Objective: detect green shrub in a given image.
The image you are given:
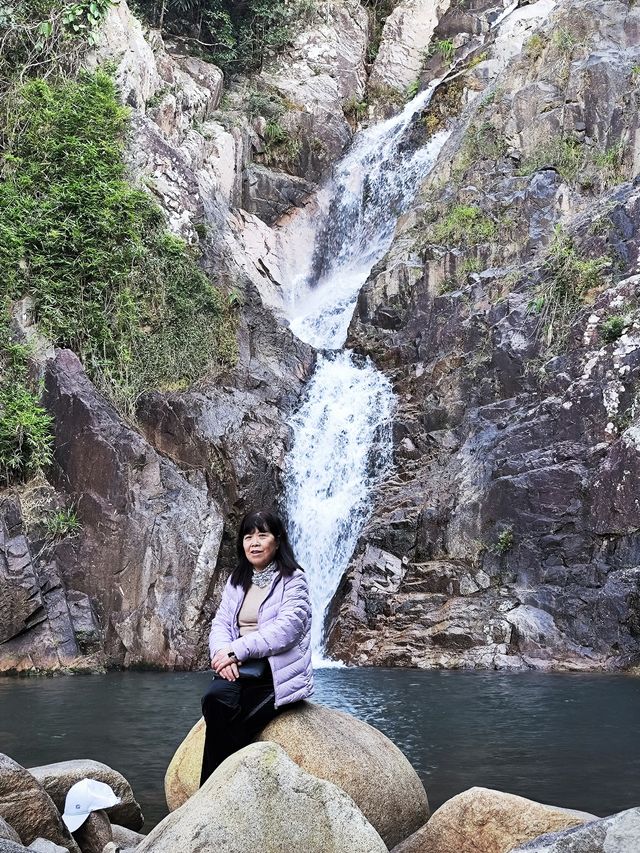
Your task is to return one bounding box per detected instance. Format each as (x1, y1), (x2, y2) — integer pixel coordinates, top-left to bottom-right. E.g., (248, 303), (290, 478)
(452, 121), (506, 179)
(134, 0), (316, 74)
(430, 205), (496, 247)
(552, 27), (576, 53)
(519, 138), (583, 183)
(519, 139), (626, 189)
(428, 38), (455, 65)
(263, 121), (301, 168)
(593, 144), (625, 186)
(494, 528), (514, 554)
(46, 506), (82, 538)
(600, 315), (627, 344)
(0, 308), (53, 485)
(523, 33), (545, 61)
(343, 95), (368, 122)
(532, 227), (610, 346)
(362, 0), (395, 64)
(0, 0), (115, 90)
(0, 72), (237, 413)
(405, 80), (420, 101)
(246, 87), (286, 119)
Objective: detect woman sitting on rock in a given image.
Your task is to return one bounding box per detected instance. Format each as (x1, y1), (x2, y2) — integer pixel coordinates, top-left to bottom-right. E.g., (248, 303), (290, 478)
(200, 508), (313, 785)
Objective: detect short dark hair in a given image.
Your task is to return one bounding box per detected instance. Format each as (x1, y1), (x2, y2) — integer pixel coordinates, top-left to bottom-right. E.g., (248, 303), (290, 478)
(230, 509), (303, 592)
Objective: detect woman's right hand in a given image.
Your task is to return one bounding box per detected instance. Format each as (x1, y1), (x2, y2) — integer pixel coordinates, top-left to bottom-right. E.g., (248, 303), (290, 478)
(214, 661), (239, 681)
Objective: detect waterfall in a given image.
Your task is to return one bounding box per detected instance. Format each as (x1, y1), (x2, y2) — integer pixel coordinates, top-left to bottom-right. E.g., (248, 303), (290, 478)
(280, 83), (451, 665)
(285, 352), (395, 654)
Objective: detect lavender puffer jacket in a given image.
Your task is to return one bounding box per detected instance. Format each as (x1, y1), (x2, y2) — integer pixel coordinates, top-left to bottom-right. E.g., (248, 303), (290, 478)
(208, 569), (313, 708)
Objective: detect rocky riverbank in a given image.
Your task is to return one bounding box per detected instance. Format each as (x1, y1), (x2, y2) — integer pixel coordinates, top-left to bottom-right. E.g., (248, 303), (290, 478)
(0, 702), (638, 852)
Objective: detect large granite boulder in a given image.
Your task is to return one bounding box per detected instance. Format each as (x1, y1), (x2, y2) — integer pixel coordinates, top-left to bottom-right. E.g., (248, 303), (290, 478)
(111, 825), (145, 848)
(163, 718), (205, 813)
(27, 841), (69, 853)
(0, 842), (29, 853)
(258, 702), (428, 848)
(391, 788), (593, 853)
(165, 702), (428, 848)
(0, 755), (79, 852)
(141, 742), (387, 853)
(28, 760), (143, 832)
(509, 806), (640, 852)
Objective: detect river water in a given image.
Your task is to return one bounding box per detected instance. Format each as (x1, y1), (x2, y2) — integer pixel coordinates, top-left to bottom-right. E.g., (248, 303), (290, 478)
(1, 668), (639, 831)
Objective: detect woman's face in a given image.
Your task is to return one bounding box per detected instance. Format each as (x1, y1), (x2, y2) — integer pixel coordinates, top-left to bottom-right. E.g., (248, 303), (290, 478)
(243, 527), (278, 570)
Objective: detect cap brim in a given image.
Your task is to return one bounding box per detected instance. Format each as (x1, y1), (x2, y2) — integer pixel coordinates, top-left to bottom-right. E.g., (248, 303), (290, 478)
(62, 812), (88, 833)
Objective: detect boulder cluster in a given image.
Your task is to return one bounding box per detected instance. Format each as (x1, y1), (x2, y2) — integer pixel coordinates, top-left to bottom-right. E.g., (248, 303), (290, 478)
(1, 703), (638, 853)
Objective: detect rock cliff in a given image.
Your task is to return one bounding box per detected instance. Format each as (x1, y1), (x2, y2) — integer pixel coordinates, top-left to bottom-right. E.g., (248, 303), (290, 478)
(1, 0), (320, 671)
(2, 0), (639, 674)
(326, 0), (640, 670)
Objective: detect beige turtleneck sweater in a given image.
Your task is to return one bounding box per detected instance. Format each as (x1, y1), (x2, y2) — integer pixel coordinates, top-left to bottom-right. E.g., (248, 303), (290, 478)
(238, 583), (271, 636)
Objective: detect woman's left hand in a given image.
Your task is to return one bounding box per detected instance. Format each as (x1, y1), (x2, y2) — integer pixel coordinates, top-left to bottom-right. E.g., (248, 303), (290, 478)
(212, 647), (237, 673)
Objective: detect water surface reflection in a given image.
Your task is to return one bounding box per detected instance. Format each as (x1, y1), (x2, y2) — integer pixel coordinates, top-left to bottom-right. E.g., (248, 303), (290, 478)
(0, 668), (638, 830)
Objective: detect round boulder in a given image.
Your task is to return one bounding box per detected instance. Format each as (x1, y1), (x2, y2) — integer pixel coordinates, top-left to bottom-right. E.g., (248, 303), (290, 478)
(391, 787), (592, 853)
(164, 718), (205, 813)
(26, 841), (69, 853)
(145, 742), (387, 853)
(0, 754), (79, 853)
(165, 701), (429, 849)
(111, 825), (145, 848)
(0, 841), (29, 852)
(509, 806), (639, 853)
(28, 761), (143, 831)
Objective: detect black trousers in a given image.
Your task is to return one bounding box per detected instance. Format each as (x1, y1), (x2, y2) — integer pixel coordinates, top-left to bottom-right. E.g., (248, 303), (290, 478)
(200, 668), (284, 786)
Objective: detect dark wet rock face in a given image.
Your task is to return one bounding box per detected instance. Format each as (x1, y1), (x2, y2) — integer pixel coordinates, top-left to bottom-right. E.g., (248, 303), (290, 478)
(326, 0), (640, 671)
(0, 497), (102, 673)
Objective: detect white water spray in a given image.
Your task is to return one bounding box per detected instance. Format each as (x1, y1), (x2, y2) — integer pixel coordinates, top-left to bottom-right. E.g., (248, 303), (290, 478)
(285, 353), (395, 656)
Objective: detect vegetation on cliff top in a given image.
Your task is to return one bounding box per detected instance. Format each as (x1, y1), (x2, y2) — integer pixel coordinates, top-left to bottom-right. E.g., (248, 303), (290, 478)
(0, 0), (113, 90)
(134, 0), (316, 74)
(0, 71), (237, 420)
(0, 2), (238, 486)
(0, 308), (54, 485)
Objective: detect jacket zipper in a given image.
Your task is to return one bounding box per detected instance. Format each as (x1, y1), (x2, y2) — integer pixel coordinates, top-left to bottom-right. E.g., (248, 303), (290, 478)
(256, 575), (286, 706)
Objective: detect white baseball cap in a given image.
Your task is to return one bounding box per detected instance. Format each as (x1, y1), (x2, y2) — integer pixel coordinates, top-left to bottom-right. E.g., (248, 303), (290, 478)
(62, 779), (121, 833)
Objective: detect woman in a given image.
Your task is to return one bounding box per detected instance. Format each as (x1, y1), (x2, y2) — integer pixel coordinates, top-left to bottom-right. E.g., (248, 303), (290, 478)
(200, 508), (313, 785)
